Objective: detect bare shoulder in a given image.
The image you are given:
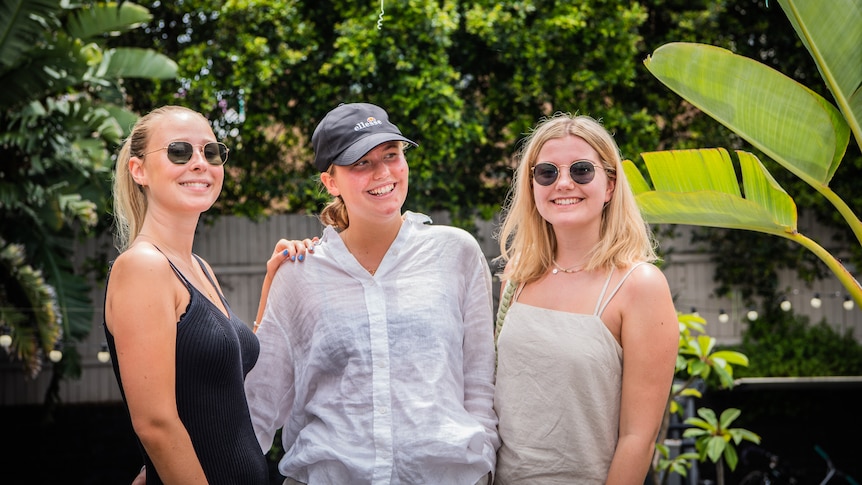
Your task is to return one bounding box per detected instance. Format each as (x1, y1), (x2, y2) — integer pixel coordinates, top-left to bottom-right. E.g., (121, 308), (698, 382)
(106, 243), (179, 330)
(622, 262), (672, 296)
(110, 243), (172, 281)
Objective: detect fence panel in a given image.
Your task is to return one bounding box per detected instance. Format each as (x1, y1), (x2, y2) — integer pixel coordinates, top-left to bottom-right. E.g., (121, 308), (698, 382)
(1, 213), (858, 406)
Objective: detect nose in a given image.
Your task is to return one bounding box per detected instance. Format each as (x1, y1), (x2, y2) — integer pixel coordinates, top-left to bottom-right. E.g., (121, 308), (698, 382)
(555, 165), (575, 188)
(371, 159), (391, 178)
(188, 147), (209, 170)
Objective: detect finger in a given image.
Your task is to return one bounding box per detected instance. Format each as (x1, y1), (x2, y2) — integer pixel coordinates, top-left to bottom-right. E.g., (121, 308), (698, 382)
(274, 239), (315, 262)
(303, 237), (319, 252)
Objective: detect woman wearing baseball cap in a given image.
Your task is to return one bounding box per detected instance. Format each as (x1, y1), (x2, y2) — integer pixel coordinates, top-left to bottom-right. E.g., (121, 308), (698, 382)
(246, 103), (499, 484)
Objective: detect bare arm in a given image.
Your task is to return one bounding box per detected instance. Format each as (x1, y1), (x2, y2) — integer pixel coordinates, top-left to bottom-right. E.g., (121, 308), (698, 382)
(106, 246), (208, 484)
(254, 237), (318, 332)
(605, 264), (679, 485)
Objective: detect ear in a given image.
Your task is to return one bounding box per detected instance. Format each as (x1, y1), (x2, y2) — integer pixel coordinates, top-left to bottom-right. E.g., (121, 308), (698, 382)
(129, 156), (147, 187)
(604, 177), (615, 204)
(320, 171), (340, 197)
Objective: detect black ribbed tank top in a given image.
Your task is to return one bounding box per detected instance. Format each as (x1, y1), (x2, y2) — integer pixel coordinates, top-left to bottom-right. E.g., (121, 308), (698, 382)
(104, 252), (268, 484)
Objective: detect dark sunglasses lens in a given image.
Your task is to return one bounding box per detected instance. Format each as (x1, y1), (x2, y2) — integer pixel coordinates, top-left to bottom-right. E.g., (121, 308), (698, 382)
(204, 142), (228, 165)
(166, 142), (194, 164)
(570, 161), (596, 184)
(533, 163), (559, 186)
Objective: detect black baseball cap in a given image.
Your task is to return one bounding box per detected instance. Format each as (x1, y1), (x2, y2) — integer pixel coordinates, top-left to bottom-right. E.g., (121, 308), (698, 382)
(311, 103), (418, 172)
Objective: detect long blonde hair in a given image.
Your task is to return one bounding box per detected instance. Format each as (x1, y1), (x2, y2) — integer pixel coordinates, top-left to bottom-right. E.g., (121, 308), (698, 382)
(111, 106), (210, 252)
(496, 113), (658, 283)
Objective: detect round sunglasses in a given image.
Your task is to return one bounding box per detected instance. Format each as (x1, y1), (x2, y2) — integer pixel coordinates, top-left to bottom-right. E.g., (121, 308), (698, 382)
(531, 160), (605, 186)
(140, 141), (229, 166)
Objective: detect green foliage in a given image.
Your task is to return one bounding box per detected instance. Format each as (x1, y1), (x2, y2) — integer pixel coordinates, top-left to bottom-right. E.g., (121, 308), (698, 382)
(735, 309), (862, 377)
(684, 407), (761, 474)
(654, 444), (700, 482)
(116, 0), (665, 225)
(0, 1), (175, 387)
(654, 312), (754, 485)
(689, 227), (825, 303)
(631, 0), (862, 308)
(0, 240), (60, 378)
(672, 313), (748, 409)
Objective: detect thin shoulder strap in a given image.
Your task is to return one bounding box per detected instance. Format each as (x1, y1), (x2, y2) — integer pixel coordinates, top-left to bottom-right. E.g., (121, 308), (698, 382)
(151, 244), (192, 288)
(595, 262), (648, 317)
(193, 254), (226, 302)
(495, 279), (516, 344)
(592, 268), (616, 315)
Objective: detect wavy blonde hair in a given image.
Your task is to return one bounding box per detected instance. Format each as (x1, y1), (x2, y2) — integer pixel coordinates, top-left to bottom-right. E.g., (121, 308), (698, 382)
(496, 113), (658, 283)
(111, 106), (210, 252)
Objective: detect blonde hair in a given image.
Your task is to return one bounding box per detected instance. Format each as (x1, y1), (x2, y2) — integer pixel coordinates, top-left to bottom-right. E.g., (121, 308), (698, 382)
(496, 113), (658, 283)
(112, 106), (210, 252)
(319, 190), (350, 231)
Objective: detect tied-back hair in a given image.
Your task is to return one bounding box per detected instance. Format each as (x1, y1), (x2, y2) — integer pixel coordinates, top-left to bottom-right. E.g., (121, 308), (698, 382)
(317, 141), (411, 231)
(496, 112), (658, 284)
(319, 191), (350, 231)
(112, 105), (210, 252)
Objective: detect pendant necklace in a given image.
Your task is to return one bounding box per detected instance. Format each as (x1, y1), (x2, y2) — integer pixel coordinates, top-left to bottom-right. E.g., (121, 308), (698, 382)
(551, 260), (584, 275)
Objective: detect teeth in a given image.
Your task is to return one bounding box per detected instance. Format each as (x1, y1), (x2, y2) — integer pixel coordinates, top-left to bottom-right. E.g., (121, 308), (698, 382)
(369, 184), (394, 195)
(554, 198), (580, 205)
(181, 182), (209, 187)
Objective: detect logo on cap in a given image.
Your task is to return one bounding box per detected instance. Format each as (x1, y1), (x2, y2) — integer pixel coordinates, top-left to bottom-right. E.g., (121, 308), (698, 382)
(354, 116), (383, 131)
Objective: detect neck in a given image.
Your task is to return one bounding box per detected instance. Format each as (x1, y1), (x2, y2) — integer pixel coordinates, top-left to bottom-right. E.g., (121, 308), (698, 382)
(340, 215), (403, 274)
(553, 236), (598, 267)
(135, 220), (197, 258)
(342, 214), (403, 247)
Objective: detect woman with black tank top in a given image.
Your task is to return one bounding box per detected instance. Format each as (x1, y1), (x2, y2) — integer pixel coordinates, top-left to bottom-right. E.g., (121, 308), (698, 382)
(105, 105), (309, 485)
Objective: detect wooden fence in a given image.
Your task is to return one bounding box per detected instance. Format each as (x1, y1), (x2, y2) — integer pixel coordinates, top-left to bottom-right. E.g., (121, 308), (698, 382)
(1, 212), (859, 406)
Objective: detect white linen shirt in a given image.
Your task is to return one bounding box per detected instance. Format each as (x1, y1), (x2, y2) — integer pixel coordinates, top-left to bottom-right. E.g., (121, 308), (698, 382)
(246, 212), (499, 485)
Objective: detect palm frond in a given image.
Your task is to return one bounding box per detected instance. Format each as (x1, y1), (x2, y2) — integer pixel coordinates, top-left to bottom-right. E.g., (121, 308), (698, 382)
(65, 1), (152, 40)
(0, 0), (60, 72)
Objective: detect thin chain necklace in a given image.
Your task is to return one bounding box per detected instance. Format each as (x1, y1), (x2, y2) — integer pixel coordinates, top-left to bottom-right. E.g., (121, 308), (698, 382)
(551, 259), (585, 275)
(171, 251), (218, 300)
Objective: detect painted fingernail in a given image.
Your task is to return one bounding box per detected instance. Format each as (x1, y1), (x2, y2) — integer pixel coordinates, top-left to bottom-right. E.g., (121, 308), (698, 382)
(298, 254), (305, 262)
(282, 249), (289, 256)
(291, 255), (296, 261)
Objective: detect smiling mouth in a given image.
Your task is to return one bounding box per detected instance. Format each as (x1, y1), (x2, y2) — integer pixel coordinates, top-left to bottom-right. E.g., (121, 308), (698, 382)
(553, 197), (582, 206)
(368, 183), (395, 196)
(180, 182), (210, 188)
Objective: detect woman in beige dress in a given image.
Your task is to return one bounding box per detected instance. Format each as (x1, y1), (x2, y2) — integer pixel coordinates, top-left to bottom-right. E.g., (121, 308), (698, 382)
(493, 113), (679, 484)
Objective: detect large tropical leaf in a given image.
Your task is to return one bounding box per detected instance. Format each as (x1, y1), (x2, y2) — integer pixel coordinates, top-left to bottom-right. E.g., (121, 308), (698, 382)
(626, 147), (861, 305)
(65, 1), (151, 40)
(97, 47), (178, 80)
(625, 148), (797, 236)
(0, 0), (60, 72)
(640, 0), (862, 306)
(778, 0), (862, 144)
(644, 42), (849, 188)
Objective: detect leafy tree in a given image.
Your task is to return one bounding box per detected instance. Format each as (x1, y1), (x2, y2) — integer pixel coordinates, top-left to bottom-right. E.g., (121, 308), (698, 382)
(115, 0), (665, 226)
(114, 1), (859, 300)
(0, 0), (175, 393)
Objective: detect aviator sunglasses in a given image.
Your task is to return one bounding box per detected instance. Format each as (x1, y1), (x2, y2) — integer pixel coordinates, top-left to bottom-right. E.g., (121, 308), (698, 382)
(531, 160), (605, 186)
(141, 141), (229, 166)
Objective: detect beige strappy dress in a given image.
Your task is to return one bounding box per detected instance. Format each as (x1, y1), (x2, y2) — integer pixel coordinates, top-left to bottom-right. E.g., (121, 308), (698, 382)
(493, 263), (645, 484)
